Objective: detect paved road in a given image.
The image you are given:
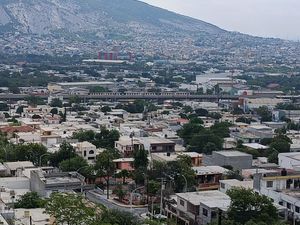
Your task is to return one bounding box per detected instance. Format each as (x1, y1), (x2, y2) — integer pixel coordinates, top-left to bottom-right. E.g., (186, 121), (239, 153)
(86, 190), (148, 218)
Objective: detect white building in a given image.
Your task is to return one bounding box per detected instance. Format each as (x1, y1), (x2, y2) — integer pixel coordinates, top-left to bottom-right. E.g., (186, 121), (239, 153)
(278, 152), (300, 170)
(74, 141), (97, 163)
(165, 190), (231, 225)
(219, 179), (253, 194)
(254, 170), (300, 221)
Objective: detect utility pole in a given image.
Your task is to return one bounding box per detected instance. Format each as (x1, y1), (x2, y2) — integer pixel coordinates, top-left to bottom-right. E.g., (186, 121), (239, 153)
(159, 178), (165, 216)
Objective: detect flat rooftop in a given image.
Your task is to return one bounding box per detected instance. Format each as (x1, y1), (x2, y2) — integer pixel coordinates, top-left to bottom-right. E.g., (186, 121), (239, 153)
(220, 179), (253, 189)
(45, 176), (81, 185)
(243, 143), (268, 150)
(177, 190), (231, 210)
(193, 166), (228, 175)
(152, 152), (202, 162)
(214, 151), (251, 157)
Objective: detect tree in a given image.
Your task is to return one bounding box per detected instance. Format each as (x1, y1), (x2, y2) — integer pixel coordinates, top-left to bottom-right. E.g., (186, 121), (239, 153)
(236, 117), (253, 124)
(11, 143), (47, 165)
(269, 134), (291, 153)
(227, 188), (279, 225)
(15, 192), (46, 209)
(50, 98), (63, 107)
(171, 155), (196, 192)
(183, 106), (193, 113)
(94, 128), (120, 149)
(116, 169), (130, 184)
(208, 112), (222, 120)
(203, 142), (218, 154)
(98, 209), (139, 225)
(195, 108), (208, 116)
(32, 114), (42, 120)
(69, 96), (81, 104)
(16, 106), (24, 115)
(59, 156), (88, 172)
(147, 180), (160, 196)
(0, 103), (9, 111)
(133, 147), (149, 170)
(113, 184), (127, 201)
(9, 86), (20, 94)
(45, 193), (100, 225)
(190, 117), (204, 124)
(232, 107), (244, 115)
(101, 106), (112, 113)
(26, 96), (44, 106)
(210, 122), (231, 138)
(50, 108), (58, 116)
(94, 150), (117, 199)
(49, 142), (76, 167)
(256, 106), (272, 122)
(73, 128), (120, 149)
(73, 130), (95, 142)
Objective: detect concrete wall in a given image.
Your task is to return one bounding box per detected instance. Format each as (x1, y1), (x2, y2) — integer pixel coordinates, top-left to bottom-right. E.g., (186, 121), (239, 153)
(30, 171), (46, 197)
(212, 152), (252, 171)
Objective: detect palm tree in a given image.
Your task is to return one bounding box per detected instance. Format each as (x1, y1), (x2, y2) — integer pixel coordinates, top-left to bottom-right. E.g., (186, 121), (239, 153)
(117, 169), (130, 184)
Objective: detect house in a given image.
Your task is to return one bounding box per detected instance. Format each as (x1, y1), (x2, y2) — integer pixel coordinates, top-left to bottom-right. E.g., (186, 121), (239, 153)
(247, 124), (273, 139)
(278, 152), (300, 170)
(165, 190), (231, 225)
(0, 126), (35, 139)
(254, 169), (300, 222)
(113, 158), (134, 172)
(115, 136), (144, 157)
(3, 161), (35, 176)
(231, 131), (261, 144)
(138, 137), (176, 153)
(30, 171), (92, 197)
(40, 127), (62, 147)
(210, 151), (253, 171)
(151, 152), (203, 167)
(75, 141), (97, 163)
(219, 179), (253, 194)
(193, 166), (228, 191)
(15, 208), (52, 225)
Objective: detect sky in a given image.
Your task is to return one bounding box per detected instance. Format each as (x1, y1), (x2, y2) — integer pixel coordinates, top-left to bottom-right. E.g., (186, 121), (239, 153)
(142, 0), (300, 40)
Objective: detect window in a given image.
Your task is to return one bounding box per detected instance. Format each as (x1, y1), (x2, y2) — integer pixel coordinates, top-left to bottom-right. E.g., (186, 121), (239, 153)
(221, 183), (225, 189)
(203, 208), (208, 217)
(211, 211), (217, 218)
(266, 181), (273, 188)
(287, 202), (291, 209)
(89, 150), (94, 155)
(180, 199), (185, 206)
(84, 151), (87, 157)
(296, 206), (300, 213)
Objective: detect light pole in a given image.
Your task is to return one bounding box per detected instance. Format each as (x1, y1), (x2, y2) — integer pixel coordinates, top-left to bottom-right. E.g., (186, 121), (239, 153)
(177, 173), (188, 193)
(76, 165), (90, 193)
(39, 153), (50, 167)
(130, 186), (144, 212)
(76, 165), (90, 174)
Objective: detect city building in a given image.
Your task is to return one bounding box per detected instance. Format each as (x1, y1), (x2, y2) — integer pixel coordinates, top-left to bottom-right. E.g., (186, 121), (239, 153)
(165, 190), (231, 225)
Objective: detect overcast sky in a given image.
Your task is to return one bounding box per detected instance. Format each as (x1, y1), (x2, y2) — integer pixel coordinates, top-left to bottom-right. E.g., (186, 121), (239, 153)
(142, 0), (300, 40)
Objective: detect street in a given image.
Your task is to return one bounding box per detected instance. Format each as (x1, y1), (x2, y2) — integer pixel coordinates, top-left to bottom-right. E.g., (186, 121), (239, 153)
(86, 190), (148, 218)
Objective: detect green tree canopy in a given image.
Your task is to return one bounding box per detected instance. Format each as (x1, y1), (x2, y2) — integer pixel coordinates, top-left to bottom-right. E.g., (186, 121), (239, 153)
(59, 156), (88, 172)
(50, 98), (63, 107)
(15, 192), (46, 209)
(45, 193), (100, 225)
(227, 188), (279, 225)
(49, 142), (76, 167)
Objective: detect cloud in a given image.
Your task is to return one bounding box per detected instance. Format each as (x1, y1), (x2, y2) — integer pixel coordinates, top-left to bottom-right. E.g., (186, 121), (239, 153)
(142, 0), (300, 40)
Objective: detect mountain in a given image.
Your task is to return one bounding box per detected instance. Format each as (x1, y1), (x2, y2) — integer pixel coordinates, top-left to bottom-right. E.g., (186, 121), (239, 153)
(0, 0), (222, 35)
(0, 0), (299, 63)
